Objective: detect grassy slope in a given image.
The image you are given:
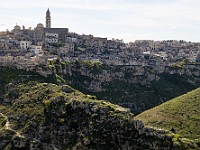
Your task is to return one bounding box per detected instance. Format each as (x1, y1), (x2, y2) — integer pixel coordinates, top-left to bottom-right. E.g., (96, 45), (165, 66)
(0, 82), (130, 133)
(0, 82), (166, 150)
(136, 88), (200, 140)
(0, 82), (199, 149)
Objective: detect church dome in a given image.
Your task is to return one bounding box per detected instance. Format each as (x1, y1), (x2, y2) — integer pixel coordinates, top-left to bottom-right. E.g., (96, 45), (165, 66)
(14, 25), (21, 30)
(37, 23), (44, 28)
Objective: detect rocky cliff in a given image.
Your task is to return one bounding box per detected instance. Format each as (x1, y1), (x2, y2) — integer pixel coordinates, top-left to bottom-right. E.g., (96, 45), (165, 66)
(0, 82), (184, 150)
(1, 62), (199, 115)
(54, 61), (200, 114)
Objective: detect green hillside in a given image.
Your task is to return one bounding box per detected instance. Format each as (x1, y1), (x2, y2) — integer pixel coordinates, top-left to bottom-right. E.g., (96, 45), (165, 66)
(136, 88), (200, 140)
(0, 65), (199, 149)
(0, 82), (176, 149)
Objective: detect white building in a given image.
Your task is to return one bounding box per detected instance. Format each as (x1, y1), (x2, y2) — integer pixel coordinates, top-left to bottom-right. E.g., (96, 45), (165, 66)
(66, 37), (77, 43)
(31, 45), (43, 56)
(20, 41), (32, 50)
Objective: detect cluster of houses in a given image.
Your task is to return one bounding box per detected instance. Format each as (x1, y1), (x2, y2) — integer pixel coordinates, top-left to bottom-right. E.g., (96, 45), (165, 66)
(0, 9), (200, 69)
(0, 24), (200, 69)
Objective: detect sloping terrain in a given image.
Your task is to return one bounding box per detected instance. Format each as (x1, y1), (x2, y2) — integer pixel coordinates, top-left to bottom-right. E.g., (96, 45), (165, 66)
(0, 82), (175, 150)
(0, 65), (199, 116)
(136, 88), (200, 148)
(59, 63), (199, 114)
(0, 66), (54, 97)
(0, 66), (199, 149)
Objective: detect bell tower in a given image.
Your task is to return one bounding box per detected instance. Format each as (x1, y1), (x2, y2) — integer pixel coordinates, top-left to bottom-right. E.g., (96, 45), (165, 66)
(46, 8), (51, 28)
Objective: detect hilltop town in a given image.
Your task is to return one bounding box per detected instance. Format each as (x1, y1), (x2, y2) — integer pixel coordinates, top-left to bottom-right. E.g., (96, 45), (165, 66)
(0, 8), (200, 150)
(0, 9), (200, 73)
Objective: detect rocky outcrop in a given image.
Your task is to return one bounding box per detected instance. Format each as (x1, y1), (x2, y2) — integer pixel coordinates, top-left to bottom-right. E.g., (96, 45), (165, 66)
(58, 63), (200, 89)
(58, 63), (199, 114)
(0, 82), (181, 150)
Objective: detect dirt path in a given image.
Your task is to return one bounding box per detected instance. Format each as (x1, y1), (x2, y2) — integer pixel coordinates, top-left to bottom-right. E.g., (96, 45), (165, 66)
(0, 113), (24, 138)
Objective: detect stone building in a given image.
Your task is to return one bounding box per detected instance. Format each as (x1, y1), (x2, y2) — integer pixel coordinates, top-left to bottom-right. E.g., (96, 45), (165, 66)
(20, 40), (32, 50)
(44, 8), (68, 43)
(45, 33), (59, 43)
(33, 23), (45, 43)
(12, 25), (22, 35)
(44, 28), (68, 43)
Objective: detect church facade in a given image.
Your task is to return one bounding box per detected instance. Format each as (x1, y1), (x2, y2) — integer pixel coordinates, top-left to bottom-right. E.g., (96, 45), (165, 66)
(12, 9), (69, 44)
(44, 9), (69, 43)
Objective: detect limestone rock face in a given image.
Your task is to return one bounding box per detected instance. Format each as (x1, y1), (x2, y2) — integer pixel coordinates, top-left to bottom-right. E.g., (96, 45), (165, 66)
(0, 82), (183, 150)
(61, 85), (75, 93)
(57, 63), (200, 115)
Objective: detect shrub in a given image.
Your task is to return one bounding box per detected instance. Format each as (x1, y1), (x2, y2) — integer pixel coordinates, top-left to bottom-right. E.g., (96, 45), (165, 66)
(44, 100), (51, 108)
(58, 118), (65, 124)
(1, 119), (6, 127)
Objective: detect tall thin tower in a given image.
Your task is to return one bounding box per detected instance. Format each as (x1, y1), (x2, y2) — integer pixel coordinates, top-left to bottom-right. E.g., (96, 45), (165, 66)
(46, 8), (51, 28)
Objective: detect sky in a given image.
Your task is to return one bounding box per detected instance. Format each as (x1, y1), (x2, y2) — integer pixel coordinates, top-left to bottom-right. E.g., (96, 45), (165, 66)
(0, 0), (200, 42)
